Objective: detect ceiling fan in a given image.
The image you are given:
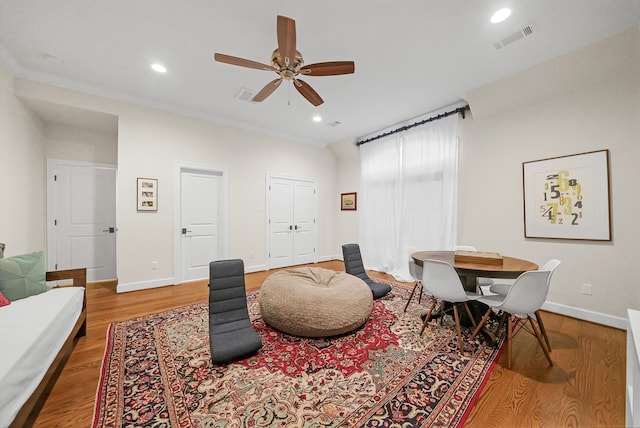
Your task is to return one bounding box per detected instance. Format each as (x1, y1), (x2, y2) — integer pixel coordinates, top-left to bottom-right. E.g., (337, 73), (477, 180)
(214, 15), (355, 107)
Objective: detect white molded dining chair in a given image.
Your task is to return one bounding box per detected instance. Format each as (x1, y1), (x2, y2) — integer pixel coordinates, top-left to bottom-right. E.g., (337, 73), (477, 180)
(453, 245), (495, 290)
(470, 269), (554, 369)
(419, 259), (482, 353)
(404, 247), (424, 312)
(489, 259), (560, 351)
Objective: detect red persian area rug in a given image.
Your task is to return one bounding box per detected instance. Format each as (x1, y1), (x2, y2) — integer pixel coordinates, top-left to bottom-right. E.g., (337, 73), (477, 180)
(92, 282), (506, 427)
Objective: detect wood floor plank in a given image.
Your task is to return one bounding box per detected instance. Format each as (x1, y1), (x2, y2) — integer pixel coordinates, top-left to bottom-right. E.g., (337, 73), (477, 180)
(30, 261), (625, 427)
(465, 311), (625, 427)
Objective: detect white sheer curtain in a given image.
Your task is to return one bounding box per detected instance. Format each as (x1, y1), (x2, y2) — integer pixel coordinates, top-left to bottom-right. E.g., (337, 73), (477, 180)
(359, 114), (459, 281)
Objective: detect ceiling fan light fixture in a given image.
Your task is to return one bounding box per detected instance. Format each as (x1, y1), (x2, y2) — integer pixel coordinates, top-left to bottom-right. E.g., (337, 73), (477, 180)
(151, 63), (167, 73)
(491, 8), (512, 24)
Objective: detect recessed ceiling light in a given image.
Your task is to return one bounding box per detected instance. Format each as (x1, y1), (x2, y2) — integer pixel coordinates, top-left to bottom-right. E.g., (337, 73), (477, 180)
(312, 115), (322, 123)
(151, 63), (167, 73)
(491, 8), (511, 24)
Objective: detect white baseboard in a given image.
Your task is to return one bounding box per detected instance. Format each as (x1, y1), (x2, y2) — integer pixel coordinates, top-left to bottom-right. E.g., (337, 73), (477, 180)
(317, 254), (338, 263)
(117, 277), (176, 293)
(116, 256), (340, 292)
(542, 301), (627, 330)
(244, 263), (267, 274)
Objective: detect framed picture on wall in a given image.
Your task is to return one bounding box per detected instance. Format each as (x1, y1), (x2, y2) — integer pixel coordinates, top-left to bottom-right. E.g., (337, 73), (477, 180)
(137, 178), (158, 212)
(341, 192), (357, 211)
(522, 149), (611, 240)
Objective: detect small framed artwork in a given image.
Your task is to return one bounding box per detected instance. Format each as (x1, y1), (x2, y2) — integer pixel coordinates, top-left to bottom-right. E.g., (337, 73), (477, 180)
(341, 192), (357, 211)
(137, 178), (158, 212)
(523, 149), (611, 240)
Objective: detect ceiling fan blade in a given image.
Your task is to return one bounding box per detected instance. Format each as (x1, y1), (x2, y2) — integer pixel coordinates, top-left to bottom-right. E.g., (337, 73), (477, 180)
(294, 79), (324, 106)
(252, 78), (283, 102)
(300, 61), (355, 76)
(277, 15), (296, 67)
(214, 53), (273, 71)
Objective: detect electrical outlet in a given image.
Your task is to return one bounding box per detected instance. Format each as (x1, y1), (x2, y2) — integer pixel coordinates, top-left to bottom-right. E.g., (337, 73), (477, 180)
(151, 261), (159, 270)
(581, 283), (592, 295)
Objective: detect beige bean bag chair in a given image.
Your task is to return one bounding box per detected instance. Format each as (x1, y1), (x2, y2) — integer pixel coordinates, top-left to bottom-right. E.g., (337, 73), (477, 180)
(259, 267), (373, 337)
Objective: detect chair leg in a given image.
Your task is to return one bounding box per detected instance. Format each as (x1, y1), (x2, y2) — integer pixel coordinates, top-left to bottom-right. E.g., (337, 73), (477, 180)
(470, 308), (493, 339)
(507, 314), (514, 369)
(535, 310), (552, 352)
(453, 304), (465, 353)
(419, 298), (437, 335)
(417, 285), (423, 304)
(404, 281), (420, 312)
(528, 316), (554, 367)
(463, 302), (478, 329)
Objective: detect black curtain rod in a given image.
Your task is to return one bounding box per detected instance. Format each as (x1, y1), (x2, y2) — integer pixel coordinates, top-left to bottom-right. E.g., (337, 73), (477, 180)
(356, 104), (470, 146)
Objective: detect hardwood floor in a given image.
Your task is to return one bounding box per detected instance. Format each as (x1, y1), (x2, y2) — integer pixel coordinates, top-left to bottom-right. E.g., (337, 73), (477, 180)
(32, 261), (625, 427)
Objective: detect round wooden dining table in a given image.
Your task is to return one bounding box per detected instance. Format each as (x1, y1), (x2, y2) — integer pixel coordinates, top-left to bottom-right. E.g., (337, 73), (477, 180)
(411, 250), (538, 292)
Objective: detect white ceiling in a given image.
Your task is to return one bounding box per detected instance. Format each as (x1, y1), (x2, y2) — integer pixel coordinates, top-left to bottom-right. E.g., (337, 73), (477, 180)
(1, 1), (639, 147)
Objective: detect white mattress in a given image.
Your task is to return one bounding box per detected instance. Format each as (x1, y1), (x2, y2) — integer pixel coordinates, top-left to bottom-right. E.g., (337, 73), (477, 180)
(0, 287), (84, 428)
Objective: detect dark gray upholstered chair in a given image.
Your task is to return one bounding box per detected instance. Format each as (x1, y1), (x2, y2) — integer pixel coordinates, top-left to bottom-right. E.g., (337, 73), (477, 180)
(209, 259), (262, 364)
(342, 243), (392, 299)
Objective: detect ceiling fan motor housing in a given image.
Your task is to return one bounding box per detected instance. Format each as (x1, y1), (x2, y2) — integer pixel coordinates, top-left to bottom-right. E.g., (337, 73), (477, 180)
(270, 49), (303, 80)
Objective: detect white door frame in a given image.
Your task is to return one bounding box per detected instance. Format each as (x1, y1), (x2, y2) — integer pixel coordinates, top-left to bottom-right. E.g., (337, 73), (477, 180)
(265, 173), (317, 270)
(173, 161), (229, 284)
(46, 158), (117, 275)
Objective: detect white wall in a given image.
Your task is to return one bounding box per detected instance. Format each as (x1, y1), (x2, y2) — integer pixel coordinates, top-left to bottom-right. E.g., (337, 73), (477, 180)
(330, 28), (639, 326)
(11, 78), (339, 290)
(44, 123), (117, 165)
(0, 65), (46, 256)
(0, 72), (118, 257)
(116, 107), (338, 288)
(329, 138), (361, 253)
(460, 27), (640, 324)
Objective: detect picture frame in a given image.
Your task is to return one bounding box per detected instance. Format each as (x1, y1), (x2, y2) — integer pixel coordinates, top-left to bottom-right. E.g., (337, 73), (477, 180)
(137, 178), (158, 212)
(522, 149), (611, 241)
(341, 192), (357, 211)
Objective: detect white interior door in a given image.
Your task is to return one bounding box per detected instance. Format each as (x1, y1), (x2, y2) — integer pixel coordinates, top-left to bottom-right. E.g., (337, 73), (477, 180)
(49, 161), (117, 281)
(293, 181), (316, 265)
(268, 178), (294, 268)
(267, 176), (317, 269)
(181, 170), (219, 281)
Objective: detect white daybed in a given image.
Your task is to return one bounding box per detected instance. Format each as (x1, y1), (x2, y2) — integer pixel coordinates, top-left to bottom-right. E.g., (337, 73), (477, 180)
(0, 268), (87, 428)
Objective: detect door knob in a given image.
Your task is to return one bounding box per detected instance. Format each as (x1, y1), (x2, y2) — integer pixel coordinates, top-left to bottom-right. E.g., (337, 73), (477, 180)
(102, 227), (115, 233)
(181, 228), (192, 235)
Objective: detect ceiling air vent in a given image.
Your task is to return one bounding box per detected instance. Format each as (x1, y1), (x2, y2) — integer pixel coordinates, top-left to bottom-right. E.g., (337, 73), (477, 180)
(492, 22), (536, 50)
(235, 87), (257, 102)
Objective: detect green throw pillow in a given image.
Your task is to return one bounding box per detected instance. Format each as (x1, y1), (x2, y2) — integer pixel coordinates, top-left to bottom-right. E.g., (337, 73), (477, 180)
(0, 251), (49, 301)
